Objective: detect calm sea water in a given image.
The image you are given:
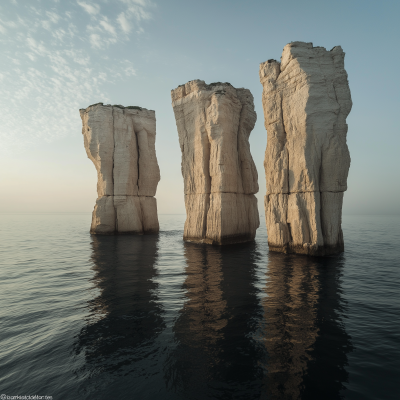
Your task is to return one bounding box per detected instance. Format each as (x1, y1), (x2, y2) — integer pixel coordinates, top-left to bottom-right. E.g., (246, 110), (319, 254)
(1, 213), (399, 400)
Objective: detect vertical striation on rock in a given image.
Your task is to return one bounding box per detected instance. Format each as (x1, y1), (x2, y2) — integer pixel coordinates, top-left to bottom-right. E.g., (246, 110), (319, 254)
(259, 42), (352, 256)
(80, 103), (160, 235)
(171, 80), (260, 245)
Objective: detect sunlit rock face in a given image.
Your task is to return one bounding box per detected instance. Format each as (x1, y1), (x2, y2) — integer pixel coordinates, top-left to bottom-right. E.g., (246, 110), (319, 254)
(171, 80), (260, 245)
(80, 103), (160, 234)
(259, 42), (352, 256)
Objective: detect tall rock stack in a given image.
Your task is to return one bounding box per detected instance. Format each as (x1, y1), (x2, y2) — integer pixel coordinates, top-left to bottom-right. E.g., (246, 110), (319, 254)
(171, 80), (260, 245)
(80, 103), (160, 234)
(259, 42), (352, 256)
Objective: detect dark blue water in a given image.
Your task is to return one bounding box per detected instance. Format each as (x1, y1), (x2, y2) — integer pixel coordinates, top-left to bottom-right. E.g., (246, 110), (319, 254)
(1, 214), (399, 399)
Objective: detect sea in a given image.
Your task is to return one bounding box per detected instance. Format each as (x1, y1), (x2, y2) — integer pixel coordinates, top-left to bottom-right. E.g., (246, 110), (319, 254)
(1, 213), (399, 400)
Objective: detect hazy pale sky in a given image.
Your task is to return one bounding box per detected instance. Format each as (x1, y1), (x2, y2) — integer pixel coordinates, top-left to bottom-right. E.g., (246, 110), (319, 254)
(1, 0), (399, 215)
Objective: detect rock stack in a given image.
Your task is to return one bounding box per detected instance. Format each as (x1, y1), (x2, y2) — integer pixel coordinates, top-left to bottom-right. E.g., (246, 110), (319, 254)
(259, 42), (352, 255)
(171, 80), (259, 245)
(80, 103), (160, 234)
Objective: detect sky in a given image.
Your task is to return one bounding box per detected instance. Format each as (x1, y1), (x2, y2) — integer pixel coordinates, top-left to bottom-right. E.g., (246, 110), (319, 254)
(0, 0), (399, 215)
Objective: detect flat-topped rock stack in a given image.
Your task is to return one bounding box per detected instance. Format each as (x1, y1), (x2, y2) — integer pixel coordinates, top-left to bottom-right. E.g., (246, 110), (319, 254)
(259, 42), (352, 256)
(80, 103), (160, 234)
(171, 80), (260, 245)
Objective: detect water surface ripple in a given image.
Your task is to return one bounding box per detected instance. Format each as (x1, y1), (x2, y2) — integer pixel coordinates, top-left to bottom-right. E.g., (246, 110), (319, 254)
(1, 214), (399, 399)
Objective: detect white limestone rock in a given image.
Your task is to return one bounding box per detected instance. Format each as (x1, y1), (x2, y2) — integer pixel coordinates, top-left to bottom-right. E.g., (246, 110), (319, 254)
(171, 80), (259, 245)
(91, 196), (116, 234)
(113, 195), (143, 234)
(113, 108), (138, 196)
(80, 103), (160, 235)
(80, 105), (114, 197)
(259, 42), (351, 255)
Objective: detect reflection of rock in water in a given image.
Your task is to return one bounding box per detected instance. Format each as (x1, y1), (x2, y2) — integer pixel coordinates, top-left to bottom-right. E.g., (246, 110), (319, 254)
(164, 243), (227, 393)
(263, 253), (353, 400)
(73, 235), (164, 382)
(164, 242), (266, 398)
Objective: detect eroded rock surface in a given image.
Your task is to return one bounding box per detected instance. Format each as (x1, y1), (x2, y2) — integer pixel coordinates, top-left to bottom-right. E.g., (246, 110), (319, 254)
(259, 42), (351, 255)
(171, 80), (259, 245)
(80, 103), (160, 234)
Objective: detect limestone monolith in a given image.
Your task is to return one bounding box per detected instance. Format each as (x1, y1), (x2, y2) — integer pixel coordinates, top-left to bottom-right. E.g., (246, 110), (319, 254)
(259, 42), (352, 256)
(80, 103), (160, 234)
(171, 80), (260, 245)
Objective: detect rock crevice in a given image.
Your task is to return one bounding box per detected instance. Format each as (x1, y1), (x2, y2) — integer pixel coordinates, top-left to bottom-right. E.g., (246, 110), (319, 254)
(259, 42), (351, 256)
(80, 103), (160, 235)
(171, 80), (259, 245)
